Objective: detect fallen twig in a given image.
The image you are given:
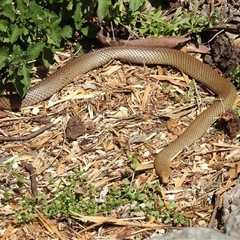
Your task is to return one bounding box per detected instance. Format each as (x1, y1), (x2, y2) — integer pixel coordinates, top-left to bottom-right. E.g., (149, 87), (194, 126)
(20, 161), (38, 197)
(0, 118), (61, 142)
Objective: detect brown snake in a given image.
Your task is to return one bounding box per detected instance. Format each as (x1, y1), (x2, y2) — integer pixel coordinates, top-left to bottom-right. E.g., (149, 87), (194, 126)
(0, 46), (237, 183)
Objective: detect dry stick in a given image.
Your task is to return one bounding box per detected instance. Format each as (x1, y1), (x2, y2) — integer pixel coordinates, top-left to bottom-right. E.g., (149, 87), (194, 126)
(0, 122), (54, 142)
(192, 79), (202, 112)
(207, 29), (224, 44)
(0, 119), (60, 142)
(72, 213), (168, 234)
(210, 0), (214, 15)
(208, 175), (221, 228)
(20, 161), (38, 197)
(77, 222), (104, 234)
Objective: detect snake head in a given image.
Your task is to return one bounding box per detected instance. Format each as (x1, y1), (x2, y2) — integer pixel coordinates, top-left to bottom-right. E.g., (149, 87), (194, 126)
(159, 170), (173, 184)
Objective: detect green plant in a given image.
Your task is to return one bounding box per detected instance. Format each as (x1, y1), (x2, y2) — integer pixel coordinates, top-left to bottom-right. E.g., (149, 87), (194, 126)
(128, 153), (139, 170)
(3, 166), (190, 226)
(181, 1), (217, 43)
(183, 89), (195, 102)
(3, 160), (25, 200)
(0, 0), (90, 97)
(230, 65), (240, 88)
(14, 197), (37, 222)
(235, 106), (240, 117)
(230, 65), (240, 116)
(104, 0), (218, 41)
(1, 160), (35, 222)
(173, 213), (190, 226)
(161, 82), (195, 104)
(161, 202), (189, 226)
(3, 189), (15, 201)
(43, 174), (164, 218)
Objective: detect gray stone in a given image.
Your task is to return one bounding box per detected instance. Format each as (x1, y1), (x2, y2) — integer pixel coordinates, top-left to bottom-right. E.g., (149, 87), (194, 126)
(148, 206), (240, 239)
(149, 228), (233, 240)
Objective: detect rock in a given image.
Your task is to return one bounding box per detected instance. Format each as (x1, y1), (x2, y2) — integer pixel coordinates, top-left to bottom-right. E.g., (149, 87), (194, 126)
(225, 207), (240, 238)
(148, 196), (240, 239)
(148, 227), (233, 240)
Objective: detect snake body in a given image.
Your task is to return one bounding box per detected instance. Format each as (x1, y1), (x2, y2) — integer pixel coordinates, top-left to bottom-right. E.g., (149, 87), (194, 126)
(1, 46), (237, 183)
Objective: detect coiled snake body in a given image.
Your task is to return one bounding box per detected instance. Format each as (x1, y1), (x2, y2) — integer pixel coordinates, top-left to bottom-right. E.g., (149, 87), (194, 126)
(0, 47), (237, 183)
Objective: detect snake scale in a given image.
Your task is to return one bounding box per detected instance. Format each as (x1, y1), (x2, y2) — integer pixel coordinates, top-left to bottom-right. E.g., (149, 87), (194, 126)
(0, 46), (237, 183)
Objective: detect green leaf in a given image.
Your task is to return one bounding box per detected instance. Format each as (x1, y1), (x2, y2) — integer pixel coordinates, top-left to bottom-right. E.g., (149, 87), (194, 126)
(16, 0), (27, 13)
(46, 27), (61, 46)
(17, 176), (25, 187)
(129, 0), (144, 12)
(10, 25), (23, 43)
(10, 62), (31, 97)
(21, 63), (31, 94)
(0, 4), (16, 21)
(130, 162), (138, 170)
(0, 48), (9, 70)
(81, 26), (89, 37)
(4, 189), (15, 201)
(230, 65), (240, 88)
(195, 34), (202, 44)
(0, 20), (9, 32)
(168, 201), (177, 210)
(73, 3), (85, 30)
(0, 0), (13, 8)
(171, 6), (182, 22)
(61, 25), (72, 38)
(67, 1), (73, 10)
(25, 43), (45, 62)
(122, 178), (130, 185)
(42, 46), (55, 68)
(11, 45), (22, 64)
(97, 0), (111, 22)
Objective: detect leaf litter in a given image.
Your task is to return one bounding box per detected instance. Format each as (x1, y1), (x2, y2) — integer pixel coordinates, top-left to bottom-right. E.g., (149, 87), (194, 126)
(0, 50), (239, 239)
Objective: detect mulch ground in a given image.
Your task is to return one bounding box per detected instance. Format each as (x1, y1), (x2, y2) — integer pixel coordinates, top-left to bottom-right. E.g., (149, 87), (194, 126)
(0, 48), (239, 239)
